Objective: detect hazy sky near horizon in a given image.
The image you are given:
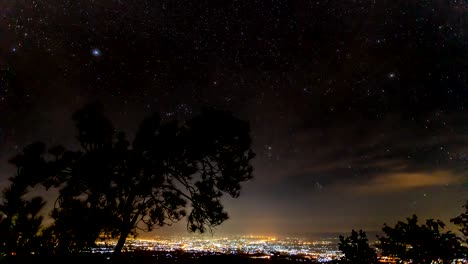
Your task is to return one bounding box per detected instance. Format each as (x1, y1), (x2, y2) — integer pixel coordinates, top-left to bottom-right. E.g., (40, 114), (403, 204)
(0, 0), (467, 236)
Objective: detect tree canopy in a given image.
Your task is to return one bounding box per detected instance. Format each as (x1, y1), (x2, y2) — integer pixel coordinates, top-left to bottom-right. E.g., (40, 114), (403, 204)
(0, 142), (48, 256)
(378, 214), (465, 264)
(0, 103), (255, 256)
(451, 201), (468, 244)
(338, 229), (378, 264)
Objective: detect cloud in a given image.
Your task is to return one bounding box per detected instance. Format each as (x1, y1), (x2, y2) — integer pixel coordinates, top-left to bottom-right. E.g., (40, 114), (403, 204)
(353, 170), (463, 193)
(253, 111), (468, 191)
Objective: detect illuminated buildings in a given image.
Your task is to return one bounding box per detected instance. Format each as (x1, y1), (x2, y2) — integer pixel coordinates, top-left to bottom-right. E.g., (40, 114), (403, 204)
(95, 235), (343, 262)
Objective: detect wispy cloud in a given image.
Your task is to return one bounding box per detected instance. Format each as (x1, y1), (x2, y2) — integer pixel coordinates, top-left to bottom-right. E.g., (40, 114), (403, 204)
(353, 171), (463, 193)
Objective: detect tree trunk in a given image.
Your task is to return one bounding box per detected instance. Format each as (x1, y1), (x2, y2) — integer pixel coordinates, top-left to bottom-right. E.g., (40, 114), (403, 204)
(112, 193), (138, 258)
(113, 228), (130, 257)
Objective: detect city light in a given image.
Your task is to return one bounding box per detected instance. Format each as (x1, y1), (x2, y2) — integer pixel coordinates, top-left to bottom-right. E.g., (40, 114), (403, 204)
(94, 235), (344, 262)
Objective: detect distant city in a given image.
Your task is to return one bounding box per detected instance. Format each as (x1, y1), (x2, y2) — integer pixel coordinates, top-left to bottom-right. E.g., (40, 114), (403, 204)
(94, 235), (344, 262)
(91, 234), (467, 263)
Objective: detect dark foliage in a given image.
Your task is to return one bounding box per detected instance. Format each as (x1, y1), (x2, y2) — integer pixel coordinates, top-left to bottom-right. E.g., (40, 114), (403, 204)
(451, 201), (468, 243)
(5, 102), (255, 256)
(338, 229), (378, 264)
(378, 214), (465, 264)
(0, 142), (47, 256)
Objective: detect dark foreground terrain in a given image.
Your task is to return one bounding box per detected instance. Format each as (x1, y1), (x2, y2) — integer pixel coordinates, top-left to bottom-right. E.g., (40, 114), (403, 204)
(3, 251), (324, 264)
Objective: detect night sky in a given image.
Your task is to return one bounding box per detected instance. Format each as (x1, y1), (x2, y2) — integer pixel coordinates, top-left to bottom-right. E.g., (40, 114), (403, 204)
(0, 0), (467, 236)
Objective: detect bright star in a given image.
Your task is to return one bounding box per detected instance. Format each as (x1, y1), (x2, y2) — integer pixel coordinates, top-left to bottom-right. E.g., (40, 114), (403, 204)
(91, 48), (102, 57)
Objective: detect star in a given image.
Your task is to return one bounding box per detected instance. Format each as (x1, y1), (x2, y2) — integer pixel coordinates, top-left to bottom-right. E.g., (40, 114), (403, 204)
(303, 87), (313, 94)
(388, 72), (396, 79)
(91, 48), (102, 57)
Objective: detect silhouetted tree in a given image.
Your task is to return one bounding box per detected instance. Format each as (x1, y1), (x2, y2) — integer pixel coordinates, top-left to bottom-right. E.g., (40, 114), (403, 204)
(43, 103), (255, 256)
(41, 198), (113, 255)
(451, 201), (468, 244)
(338, 229), (378, 264)
(378, 214), (464, 264)
(0, 142), (48, 256)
